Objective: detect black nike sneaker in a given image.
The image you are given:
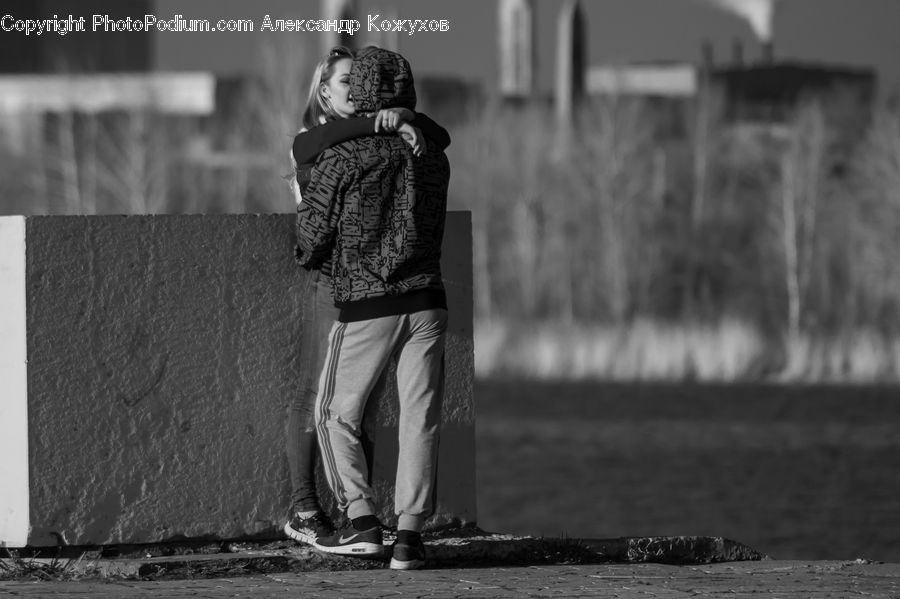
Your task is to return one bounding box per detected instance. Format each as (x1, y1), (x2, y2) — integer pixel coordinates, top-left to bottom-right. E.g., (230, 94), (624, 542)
(313, 521), (384, 556)
(390, 534), (426, 570)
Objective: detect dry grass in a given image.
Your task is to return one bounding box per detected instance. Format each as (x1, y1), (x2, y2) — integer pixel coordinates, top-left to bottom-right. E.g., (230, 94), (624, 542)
(475, 318), (900, 383)
(779, 329), (898, 383)
(0, 551), (103, 581)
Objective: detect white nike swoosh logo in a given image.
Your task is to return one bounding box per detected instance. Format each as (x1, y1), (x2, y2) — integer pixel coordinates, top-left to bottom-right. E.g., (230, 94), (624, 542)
(339, 533), (360, 543)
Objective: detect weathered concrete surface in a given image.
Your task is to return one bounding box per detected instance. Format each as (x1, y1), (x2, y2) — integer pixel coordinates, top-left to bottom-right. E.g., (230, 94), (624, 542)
(0, 532), (764, 576)
(3, 560), (900, 598)
(583, 536), (765, 564)
(21, 213), (474, 546)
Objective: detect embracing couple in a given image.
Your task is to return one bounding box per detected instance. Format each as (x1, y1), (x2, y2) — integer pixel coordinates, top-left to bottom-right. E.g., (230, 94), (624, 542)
(284, 45), (451, 571)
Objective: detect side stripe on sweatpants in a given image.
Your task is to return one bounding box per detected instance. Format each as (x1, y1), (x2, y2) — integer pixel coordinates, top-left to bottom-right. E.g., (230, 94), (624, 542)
(316, 321), (348, 508)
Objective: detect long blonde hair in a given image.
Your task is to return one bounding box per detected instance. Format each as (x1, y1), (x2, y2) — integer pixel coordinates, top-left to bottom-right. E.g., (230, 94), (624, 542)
(301, 46), (354, 130)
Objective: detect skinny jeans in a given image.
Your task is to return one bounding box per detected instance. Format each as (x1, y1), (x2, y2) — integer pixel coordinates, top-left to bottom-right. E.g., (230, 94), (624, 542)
(285, 270), (340, 513)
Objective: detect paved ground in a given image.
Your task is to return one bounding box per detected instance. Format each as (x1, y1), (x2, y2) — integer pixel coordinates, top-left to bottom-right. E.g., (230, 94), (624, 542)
(3, 560), (900, 598)
(2, 534), (898, 598)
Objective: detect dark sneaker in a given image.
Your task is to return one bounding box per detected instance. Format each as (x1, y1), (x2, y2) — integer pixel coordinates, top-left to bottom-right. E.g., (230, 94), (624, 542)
(313, 522), (383, 556)
(284, 512), (335, 545)
(381, 523), (398, 546)
(390, 537), (426, 570)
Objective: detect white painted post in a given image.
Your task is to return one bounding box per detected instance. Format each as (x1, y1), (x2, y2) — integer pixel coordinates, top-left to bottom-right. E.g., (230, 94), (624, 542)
(0, 217), (29, 548)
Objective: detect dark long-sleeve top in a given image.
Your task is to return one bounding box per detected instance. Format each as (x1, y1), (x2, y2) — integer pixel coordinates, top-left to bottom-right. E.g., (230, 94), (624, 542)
(291, 113), (450, 190)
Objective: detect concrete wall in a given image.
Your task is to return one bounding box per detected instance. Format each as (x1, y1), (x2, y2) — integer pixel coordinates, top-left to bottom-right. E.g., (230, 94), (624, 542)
(0, 212), (474, 547)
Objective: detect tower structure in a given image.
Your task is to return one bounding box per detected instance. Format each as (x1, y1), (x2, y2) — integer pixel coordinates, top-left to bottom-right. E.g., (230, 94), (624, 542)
(555, 0), (587, 125)
(498, 0), (536, 98)
(321, 0), (358, 53)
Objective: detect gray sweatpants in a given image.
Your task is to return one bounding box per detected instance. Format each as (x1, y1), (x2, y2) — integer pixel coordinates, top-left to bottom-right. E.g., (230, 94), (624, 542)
(315, 308), (447, 532)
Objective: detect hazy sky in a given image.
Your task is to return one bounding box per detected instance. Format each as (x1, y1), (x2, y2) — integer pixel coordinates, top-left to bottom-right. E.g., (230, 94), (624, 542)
(150, 0), (900, 96)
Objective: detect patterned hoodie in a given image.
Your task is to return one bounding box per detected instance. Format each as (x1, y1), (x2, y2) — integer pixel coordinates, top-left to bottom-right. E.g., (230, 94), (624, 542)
(295, 46), (451, 323)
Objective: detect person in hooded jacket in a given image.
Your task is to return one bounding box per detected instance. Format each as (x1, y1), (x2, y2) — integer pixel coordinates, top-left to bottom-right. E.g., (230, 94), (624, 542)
(284, 45), (450, 549)
(295, 46), (451, 570)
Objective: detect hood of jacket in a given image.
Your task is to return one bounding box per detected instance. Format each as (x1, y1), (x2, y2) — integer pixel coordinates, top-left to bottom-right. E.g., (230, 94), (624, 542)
(349, 46), (417, 113)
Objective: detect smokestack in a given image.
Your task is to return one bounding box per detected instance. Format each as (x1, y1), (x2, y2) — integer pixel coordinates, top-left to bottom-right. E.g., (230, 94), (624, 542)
(701, 39), (715, 71)
(321, 0), (359, 52)
(554, 0), (586, 126)
(761, 40), (774, 63)
(498, 0), (536, 97)
(732, 39), (744, 66)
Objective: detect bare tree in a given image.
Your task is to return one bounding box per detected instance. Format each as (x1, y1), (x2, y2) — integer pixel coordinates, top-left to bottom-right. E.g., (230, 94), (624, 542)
(573, 96), (655, 321)
(450, 106), (502, 320)
(848, 106), (900, 330)
(240, 36), (314, 212)
(56, 111), (84, 213)
(777, 101), (827, 340)
(685, 82), (725, 319)
(83, 110), (170, 214)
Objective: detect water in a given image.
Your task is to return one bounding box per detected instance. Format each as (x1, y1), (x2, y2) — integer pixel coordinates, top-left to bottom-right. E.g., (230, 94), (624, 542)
(474, 380), (900, 562)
